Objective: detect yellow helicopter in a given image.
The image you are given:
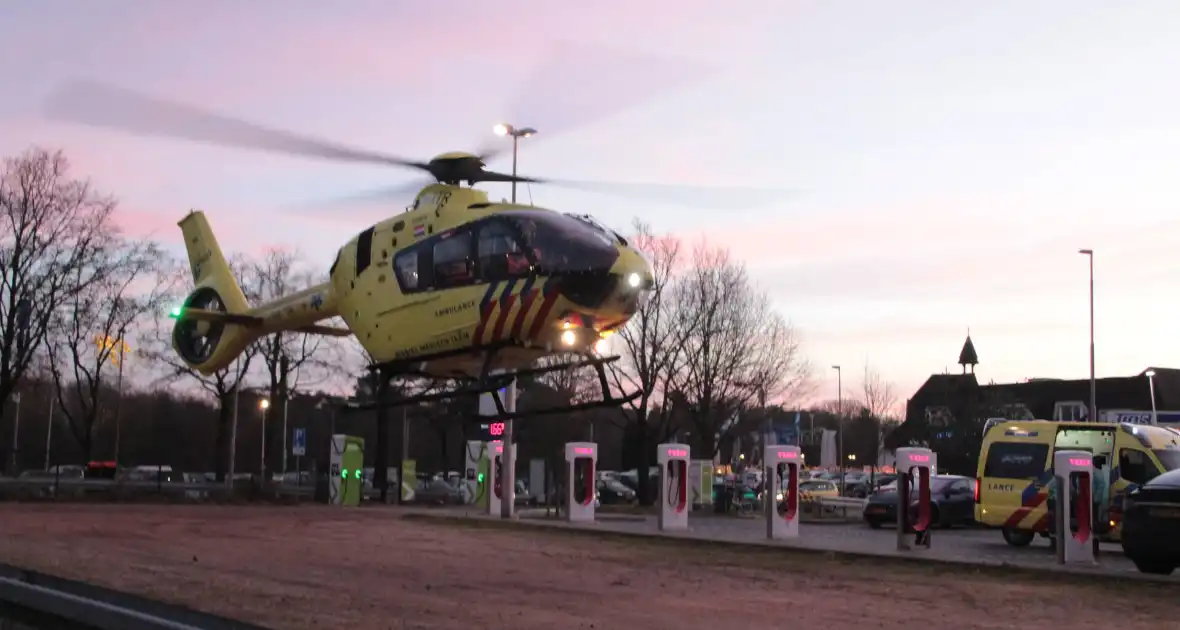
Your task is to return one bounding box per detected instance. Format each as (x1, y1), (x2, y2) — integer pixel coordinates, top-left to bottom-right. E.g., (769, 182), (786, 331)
(42, 80), (682, 419)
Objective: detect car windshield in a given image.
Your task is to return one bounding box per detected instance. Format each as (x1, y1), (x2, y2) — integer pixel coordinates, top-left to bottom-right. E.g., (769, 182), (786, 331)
(501, 210), (619, 274)
(1153, 449), (1180, 471)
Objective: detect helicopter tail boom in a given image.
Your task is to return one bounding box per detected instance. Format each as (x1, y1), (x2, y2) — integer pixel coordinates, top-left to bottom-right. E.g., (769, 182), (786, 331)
(173, 211), (347, 375)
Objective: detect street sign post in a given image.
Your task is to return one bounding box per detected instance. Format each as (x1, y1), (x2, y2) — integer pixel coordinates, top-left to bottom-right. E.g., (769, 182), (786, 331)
(292, 428), (306, 456)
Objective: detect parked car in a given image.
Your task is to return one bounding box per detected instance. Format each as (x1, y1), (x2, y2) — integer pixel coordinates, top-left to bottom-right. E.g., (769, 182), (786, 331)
(597, 478), (636, 504)
(863, 474), (975, 529)
(1121, 468), (1180, 575)
(414, 479), (466, 505)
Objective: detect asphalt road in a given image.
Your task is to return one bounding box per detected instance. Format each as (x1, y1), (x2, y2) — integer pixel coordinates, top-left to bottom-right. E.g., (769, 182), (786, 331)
(440, 507), (1167, 580)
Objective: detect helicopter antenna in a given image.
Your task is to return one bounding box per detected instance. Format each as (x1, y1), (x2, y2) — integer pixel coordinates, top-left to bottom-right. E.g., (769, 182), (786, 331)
(526, 182), (534, 206)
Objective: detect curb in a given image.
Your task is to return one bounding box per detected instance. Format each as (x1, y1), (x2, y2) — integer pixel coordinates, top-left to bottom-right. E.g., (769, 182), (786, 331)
(0, 562), (272, 629)
(401, 513), (1175, 588)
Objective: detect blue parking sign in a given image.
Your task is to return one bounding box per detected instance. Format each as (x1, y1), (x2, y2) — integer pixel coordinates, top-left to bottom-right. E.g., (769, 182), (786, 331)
(292, 428), (306, 456)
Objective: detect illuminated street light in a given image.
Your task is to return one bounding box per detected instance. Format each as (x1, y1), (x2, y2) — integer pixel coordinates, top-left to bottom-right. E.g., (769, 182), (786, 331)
(259, 399), (270, 410)
(491, 122), (538, 204)
(1146, 369), (1158, 426)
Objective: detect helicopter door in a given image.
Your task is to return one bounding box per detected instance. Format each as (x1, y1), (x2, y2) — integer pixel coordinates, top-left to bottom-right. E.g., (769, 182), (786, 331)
(477, 220), (529, 282)
(432, 231), (475, 289)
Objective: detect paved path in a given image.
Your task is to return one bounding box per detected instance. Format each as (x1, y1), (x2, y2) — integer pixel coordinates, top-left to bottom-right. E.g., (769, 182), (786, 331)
(410, 506), (1174, 582)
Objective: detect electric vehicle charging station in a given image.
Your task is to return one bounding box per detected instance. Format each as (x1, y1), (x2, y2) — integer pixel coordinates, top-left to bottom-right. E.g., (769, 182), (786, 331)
(895, 447), (936, 551)
(657, 443), (690, 531)
(486, 440), (504, 517)
(464, 440), (489, 506)
(565, 442), (597, 523)
(328, 434), (365, 507)
(1054, 450), (1096, 565)
(763, 444), (801, 540)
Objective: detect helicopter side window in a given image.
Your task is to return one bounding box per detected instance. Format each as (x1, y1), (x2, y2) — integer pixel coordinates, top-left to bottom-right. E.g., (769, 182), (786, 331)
(432, 230), (475, 288)
(393, 247), (420, 291)
(477, 221), (530, 281)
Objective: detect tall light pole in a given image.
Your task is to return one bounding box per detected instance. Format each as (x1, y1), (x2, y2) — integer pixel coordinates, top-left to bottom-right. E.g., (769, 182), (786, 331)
(227, 359), (241, 489)
(491, 122), (536, 519)
(10, 297), (30, 475)
(832, 364), (843, 495)
(1146, 369), (1158, 426)
(1079, 249), (1096, 422)
(258, 398), (270, 483)
(492, 123), (537, 204)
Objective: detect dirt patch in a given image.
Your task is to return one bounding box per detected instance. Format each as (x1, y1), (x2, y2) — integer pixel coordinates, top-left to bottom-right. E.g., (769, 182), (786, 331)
(0, 503), (1175, 630)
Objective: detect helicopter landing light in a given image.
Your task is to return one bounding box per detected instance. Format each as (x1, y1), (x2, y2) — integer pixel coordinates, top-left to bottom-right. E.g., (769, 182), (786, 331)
(593, 338), (609, 355)
(561, 329), (577, 346)
(626, 272), (642, 288)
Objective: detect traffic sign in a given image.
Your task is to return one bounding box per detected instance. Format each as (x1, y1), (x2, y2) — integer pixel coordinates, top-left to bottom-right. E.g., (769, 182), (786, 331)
(292, 428), (306, 456)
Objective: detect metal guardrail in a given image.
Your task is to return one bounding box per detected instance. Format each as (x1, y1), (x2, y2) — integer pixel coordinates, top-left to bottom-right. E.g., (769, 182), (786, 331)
(0, 477), (408, 503)
(0, 478), (309, 492)
(0, 564), (271, 630)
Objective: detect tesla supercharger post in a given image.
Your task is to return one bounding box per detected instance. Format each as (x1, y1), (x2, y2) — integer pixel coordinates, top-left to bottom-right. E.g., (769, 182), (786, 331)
(486, 440), (504, 518)
(658, 443), (690, 531)
(565, 442), (597, 523)
(328, 434), (364, 507)
(764, 444), (801, 540)
(895, 447), (936, 551)
(1054, 449), (1096, 565)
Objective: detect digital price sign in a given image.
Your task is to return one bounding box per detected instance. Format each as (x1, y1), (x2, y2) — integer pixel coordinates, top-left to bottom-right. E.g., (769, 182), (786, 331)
(666, 448), (688, 458)
(775, 450), (798, 460)
(477, 422), (506, 440)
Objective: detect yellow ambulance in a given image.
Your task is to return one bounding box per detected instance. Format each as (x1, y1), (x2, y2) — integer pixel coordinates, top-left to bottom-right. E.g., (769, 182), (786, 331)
(975, 420), (1180, 547)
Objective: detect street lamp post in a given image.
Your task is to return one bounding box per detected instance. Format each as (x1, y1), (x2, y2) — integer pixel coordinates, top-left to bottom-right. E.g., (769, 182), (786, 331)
(227, 360), (241, 489)
(1079, 249), (1096, 422)
(10, 297), (30, 475)
(832, 364), (843, 495)
(492, 122), (536, 519)
(1146, 369), (1158, 426)
(259, 398), (270, 482)
(492, 123), (537, 204)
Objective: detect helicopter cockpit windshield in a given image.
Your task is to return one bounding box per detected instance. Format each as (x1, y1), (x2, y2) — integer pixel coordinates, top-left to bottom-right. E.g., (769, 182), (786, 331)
(501, 210), (620, 275)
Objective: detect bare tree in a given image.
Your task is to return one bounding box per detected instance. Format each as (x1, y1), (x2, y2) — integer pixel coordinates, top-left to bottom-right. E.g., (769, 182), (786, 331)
(44, 237), (176, 461)
(247, 248), (341, 473)
(0, 148), (118, 415)
(140, 254), (261, 480)
(860, 364), (898, 420)
(859, 363), (899, 468)
(607, 220), (692, 503)
(677, 242), (812, 458)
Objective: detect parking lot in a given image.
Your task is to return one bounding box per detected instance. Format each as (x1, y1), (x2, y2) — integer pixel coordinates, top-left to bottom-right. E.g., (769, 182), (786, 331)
(441, 506), (1167, 580)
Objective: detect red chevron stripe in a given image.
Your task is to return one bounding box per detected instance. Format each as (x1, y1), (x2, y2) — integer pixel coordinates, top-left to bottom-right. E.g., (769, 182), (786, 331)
(510, 289), (540, 341)
(1031, 512), (1051, 533)
(491, 291), (519, 341)
(1002, 492), (1047, 529)
(472, 303), (496, 345)
(526, 287), (560, 341)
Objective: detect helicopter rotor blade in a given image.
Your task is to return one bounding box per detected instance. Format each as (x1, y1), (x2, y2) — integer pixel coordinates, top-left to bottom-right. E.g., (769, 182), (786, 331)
(473, 41), (717, 162)
(288, 178), (433, 217)
(526, 177), (799, 210)
(43, 79), (433, 172)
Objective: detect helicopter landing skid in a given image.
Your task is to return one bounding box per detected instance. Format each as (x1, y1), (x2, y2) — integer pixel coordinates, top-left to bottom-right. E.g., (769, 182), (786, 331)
(341, 349), (642, 421)
(477, 352), (643, 422)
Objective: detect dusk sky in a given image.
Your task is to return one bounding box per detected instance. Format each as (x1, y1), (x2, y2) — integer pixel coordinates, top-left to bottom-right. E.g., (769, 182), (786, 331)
(2, 1), (1178, 404)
